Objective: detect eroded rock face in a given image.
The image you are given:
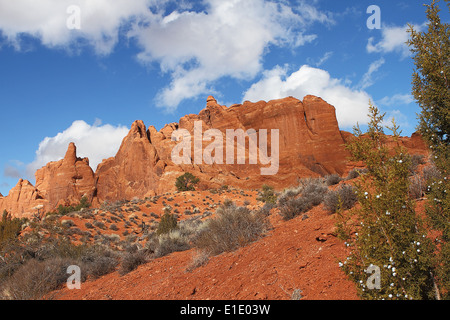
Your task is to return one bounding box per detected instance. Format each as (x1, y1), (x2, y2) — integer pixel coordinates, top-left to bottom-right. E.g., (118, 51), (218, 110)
(95, 120), (160, 202)
(97, 96), (350, 200)
(0, 143), (97, 218)
(0, 179), (45, 218)
(34, 142), (96, 210)
(0, 95), (429, 217)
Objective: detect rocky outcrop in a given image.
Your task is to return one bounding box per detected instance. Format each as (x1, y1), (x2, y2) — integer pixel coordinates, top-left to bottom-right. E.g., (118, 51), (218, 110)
(0, 179), (45, 218)
(94, 120), (160, 202)
(34, 142), (96, 210)
(0, 95), (429, 218)
(94, 95), (352, 201)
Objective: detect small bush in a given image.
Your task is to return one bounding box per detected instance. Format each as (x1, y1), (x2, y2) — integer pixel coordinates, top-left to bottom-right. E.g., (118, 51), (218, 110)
(1, 257), (76, 300)
(194, 204), (269, 256)
(156, 212), (178, 236)
(119, 250), (148, 276)
(186, 250), (210, 272)
(346, 168), (368, 180)
(256, 185), (277, 204)
(81, 248), (119, 279)
(423, 163), (442, 184)
(323, 184), (358, 213)
(84, 222), (94, 229)
(155, 230), (191, 258)
(278, 178), (327, 220)
(93, 221), (106, 230)
(278, 197), (313, 221)
(300, 178), (327, 206)
(259, 202), (275, 216)
(409, 174), (425, 199)
(109, 224), (119, 231)
(325, 174), (342, 186)
(56, 196), (91, 216)
(175, 172), (200, 191)
(0, 211), (27, 249)
(61, 219), (75, 228)
(409, 154), (426, 174)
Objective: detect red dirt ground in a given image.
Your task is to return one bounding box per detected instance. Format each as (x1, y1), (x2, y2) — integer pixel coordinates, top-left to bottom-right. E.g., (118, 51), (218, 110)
(50, 191), (359, 300)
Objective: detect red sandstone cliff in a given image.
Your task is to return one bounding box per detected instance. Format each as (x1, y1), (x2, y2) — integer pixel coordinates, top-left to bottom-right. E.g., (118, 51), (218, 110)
(0, 95), (427, 218)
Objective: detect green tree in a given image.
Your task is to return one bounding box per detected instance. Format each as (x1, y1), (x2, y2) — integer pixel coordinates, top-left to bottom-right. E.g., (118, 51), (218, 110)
(175, 172), (200, 191)
(156, 206), (178, 236)
(339, 103), (437, 300)
(0, 210), (26, 249)
(257, 184), (277, 205)
(408, 0), (450, 299)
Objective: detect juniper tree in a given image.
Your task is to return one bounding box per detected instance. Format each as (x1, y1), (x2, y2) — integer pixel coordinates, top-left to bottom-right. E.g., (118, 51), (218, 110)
(339, 103), (437, 300)
(175, 172), (200, 191)
(407, 0), (450, 298)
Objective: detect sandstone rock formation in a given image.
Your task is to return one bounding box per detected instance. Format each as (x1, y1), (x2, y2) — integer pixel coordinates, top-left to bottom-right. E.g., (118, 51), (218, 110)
(35, 142), (96, 208)
(0, 179), (45, 218)
(0, 95), (428, 218)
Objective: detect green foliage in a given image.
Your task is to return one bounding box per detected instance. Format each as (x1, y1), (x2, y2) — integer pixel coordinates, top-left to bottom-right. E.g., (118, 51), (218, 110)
(175, 172), (200, 191)
(0, 218), (119, 299)
(408, 0), (450, 159)
(408, 0), (450, 299)
(0, 211), (27, 249)
(54, 196), (91, 216)
(156, 208), (178, 236)
(256, 184), (277, 204)
(339, 103), (437, 300)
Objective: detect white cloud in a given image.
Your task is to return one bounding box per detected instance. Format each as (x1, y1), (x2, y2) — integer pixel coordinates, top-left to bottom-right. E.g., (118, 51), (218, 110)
(308, 51), (333, 67)
(0, 0), (335, 112)
(26, 120), (129, 179)
(242, 65), (372, 128)
(358, 58), (385, 89)
(0, 0), (151, 54)
(378, 93), (414, 106)
(0, 0), (334, 112)
(367, 23), (425, 58)
(128, 0), (334, 111)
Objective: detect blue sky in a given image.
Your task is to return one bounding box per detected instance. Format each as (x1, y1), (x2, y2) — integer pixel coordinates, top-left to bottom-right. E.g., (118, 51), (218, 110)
(0, 0), (448, 196)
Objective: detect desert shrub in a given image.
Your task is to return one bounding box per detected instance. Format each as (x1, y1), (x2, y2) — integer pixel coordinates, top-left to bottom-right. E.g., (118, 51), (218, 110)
(346, 168), (368, 180)
(186, 250), (210, 272)
(277, 178), (327, 220)
(119, 250), (149, 276)
(154, 230), (191, 258)
(278, 197), (313, 221)
(409, 154), (426, 174)
(325, 174), (342, 186)
(156, 211), (178, 236)
(1, 257), (77, 300)
(109, 224), (119, 231)
(84, 222), (94, 229)
(80, 247), (119, 279)
(56, 196), (91, 216)
(409, 174), (425, 199)
(256, 184), (277, 204)
(175, 172), (200, 191)
(194, 203), (269, 256)
(422, 163), (442, 185)
(93, 221), (106, 230)
(61, 219), (75, 228)
(300, 178), (328, 206)
(259, 202), (275, 216)
(323, 184), (358, 213)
